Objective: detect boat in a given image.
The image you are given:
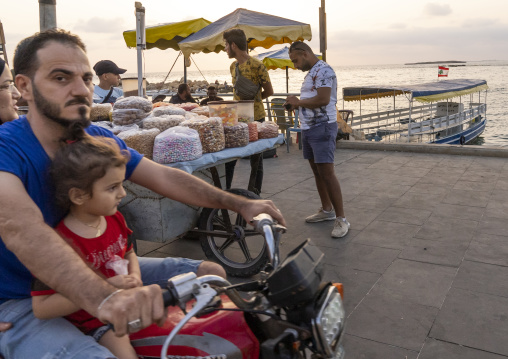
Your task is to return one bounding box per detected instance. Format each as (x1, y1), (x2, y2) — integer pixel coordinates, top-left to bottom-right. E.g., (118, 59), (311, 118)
(341, 79), (488, 145)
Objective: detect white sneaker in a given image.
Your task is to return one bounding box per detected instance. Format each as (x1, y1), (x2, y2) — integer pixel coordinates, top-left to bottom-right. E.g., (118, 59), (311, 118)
(305, 207), (336, 223)
(332, 217), (350, 238)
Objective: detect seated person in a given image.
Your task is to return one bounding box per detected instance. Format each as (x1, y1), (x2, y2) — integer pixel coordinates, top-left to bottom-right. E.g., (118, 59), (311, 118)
(152, 94), (166, 104)
(169, 83), (197, 104)
(93, 60), (127, 104)
(200, 85), (224, 106)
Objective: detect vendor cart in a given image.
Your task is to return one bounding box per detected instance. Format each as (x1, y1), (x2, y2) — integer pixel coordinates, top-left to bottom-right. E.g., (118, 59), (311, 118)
(119, 134), (284, 277)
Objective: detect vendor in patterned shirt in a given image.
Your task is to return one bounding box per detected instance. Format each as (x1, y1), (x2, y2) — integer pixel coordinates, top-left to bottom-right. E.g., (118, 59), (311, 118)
(223, 28), (274, 195)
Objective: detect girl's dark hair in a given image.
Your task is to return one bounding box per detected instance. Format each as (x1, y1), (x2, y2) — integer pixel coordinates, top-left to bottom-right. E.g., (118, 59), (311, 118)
(51, 135), (130, 210)
(14, 28), (86, 78)
(223, 29), (247, 52)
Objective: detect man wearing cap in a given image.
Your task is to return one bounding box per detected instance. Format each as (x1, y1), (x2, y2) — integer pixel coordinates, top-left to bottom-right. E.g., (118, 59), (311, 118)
(199, 85), (224, 106)
(93, 60), (127, 104)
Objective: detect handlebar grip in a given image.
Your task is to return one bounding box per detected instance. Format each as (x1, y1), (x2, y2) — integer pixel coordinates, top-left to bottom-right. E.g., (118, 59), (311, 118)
(162, 288), (178, 308)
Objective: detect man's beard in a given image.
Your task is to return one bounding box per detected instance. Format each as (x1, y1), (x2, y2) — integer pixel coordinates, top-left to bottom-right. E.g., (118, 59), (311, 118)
(32, 82), (91, 141)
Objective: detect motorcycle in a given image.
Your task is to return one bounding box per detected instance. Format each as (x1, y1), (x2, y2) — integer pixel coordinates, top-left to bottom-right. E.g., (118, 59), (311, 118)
(129, 214), (346, 359)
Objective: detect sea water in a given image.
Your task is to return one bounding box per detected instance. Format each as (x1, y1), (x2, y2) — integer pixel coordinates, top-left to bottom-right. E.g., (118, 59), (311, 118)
(124, 60), (508, 147)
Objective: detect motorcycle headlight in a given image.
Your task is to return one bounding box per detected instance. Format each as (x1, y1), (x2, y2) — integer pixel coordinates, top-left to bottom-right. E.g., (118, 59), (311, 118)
(312, 285), (346, 357)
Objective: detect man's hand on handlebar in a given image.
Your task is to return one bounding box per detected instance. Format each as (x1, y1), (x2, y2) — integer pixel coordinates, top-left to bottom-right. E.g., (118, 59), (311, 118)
(107, 274), (143, 289)
(96, 284), (166, 337)
(240, 199), (286, 227)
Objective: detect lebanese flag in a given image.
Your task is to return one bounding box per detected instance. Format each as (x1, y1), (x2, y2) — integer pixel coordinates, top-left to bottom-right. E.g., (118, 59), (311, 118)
(438, 66), (449, 77)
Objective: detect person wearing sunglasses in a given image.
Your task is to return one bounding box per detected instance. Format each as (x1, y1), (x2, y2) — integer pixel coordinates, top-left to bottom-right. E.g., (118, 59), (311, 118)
(0, 58), (21, 124)
(284, 41), (350, 238)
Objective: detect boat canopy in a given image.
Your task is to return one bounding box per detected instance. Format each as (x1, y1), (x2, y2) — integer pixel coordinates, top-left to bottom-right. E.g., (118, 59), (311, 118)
(343, 79), (488, 103)
(255, 46), (321, 70)
(123, 18), (211, 50)
(178, 8), (312, 57)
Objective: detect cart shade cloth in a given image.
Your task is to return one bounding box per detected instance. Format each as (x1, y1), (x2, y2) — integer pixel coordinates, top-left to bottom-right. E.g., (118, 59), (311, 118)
(178, 8), (312, 57)
(343, 79), (488, 103)
(168, 134), (284, 173)
(255, 46), (321, 70)
(123, 18), (211, 50)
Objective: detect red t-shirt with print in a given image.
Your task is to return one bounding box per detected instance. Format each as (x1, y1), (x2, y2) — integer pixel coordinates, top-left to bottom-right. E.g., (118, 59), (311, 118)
(31, 211), (133, 334)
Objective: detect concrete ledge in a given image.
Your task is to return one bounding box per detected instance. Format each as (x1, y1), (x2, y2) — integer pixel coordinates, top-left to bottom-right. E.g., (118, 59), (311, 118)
(336, 140), (508, 158)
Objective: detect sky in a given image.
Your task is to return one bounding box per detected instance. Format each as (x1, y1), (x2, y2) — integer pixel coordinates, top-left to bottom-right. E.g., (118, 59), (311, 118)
(2, 0), (508, 74)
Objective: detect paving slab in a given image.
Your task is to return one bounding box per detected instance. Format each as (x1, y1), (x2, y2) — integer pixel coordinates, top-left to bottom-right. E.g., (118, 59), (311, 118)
(323, 265), (380, 314)
(321, 243), (400, 274)
(346, 288), (439, 352)
(430, 287), (508, 356)
(408, 182), (452, 196)
(477, 216), (508, 236)
(485, 200), (508, 220)
(399, 238), (469, 267)
(370, 259), (456, 308)
(342, 334), (418, 359)
(442, 189), (491, 207)
(352, 220), (419, 250)
(417, 172), (462, 186)
(465, 232), (508, 266)
(419, 338), (508, 359)
(392, 192), (443, 211)
(432, 202), (486, 220)
(453, 260), (508, 298)
(414, 214), (478, 243)
(361, 182), (412, 198)
(453, 179), (497, 192)
(348, 195), (398, 210)
(377, 206), (432, 226)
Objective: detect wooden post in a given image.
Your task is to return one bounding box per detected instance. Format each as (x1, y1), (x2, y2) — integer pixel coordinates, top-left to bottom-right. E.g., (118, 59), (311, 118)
(319, 0), (327, 62)
(39, 0), (57, 31)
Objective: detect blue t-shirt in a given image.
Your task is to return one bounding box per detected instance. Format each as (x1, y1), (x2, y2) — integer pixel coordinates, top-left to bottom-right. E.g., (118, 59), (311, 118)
(0, 116), (143, 304)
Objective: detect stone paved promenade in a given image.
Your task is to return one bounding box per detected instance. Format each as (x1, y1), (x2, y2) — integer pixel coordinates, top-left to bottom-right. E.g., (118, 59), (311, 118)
(137, 140), (508, 359)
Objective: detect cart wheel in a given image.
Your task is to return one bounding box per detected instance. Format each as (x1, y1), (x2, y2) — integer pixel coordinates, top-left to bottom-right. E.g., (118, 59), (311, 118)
(198, 188), (269, 277)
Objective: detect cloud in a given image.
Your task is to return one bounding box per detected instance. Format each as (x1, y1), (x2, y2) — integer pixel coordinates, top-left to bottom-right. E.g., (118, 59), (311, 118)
(326, 23), (508, 65)
(424, 3), (452, 17)
(73, 17), (127, 33)
(388, 23), (407, 30)
(462, 17), (499, 28)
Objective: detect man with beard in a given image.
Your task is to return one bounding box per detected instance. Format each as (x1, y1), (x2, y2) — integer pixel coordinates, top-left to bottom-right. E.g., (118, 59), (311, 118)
(0, 29), (285, 358)
(199, 85), (223, 106)
(223, 29), (273, 194)
(284, 41), (349, 239)
(169, 83), (197, 104)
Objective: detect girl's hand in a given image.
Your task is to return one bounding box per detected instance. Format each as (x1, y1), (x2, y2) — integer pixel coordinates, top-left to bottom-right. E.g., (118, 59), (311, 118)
(107, 274), (143, 289)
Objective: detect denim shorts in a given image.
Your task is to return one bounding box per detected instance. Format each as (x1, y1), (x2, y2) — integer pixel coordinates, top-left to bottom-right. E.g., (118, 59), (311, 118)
(302, 121), (338, 163)
(0, 256), (203, 359)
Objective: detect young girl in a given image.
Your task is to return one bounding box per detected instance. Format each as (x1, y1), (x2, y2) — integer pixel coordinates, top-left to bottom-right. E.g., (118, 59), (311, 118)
(31, 135), (140, 358)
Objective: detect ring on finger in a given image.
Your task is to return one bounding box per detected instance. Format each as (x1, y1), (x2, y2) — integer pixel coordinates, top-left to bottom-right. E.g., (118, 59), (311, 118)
(127, 318), (142, 332)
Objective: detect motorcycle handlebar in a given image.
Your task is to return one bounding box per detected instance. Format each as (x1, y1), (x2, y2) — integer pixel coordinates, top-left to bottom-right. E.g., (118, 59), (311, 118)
(162, 288), (178, 308)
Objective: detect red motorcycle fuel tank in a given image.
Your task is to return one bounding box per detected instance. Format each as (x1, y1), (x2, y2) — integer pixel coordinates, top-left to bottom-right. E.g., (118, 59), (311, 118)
(130, 295), (260, 359)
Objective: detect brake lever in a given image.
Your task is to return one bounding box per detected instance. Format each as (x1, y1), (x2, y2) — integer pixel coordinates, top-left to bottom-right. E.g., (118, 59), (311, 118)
(161, 282), (218, 359)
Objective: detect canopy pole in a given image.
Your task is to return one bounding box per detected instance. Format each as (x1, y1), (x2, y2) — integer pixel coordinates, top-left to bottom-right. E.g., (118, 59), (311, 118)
(319, 0), (327, 62)
(39, 0), (57, 31)
(286, 66), (289, 93)
(184, 59), (187, 84)
(135, 2), (146, 97)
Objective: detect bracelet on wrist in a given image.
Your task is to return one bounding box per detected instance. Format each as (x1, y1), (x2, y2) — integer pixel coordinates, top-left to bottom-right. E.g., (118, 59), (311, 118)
(97, 289), (123, 313)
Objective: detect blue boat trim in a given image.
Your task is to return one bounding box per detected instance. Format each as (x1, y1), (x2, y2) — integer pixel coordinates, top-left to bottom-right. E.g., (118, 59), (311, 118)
(432, 118), (487, 145)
